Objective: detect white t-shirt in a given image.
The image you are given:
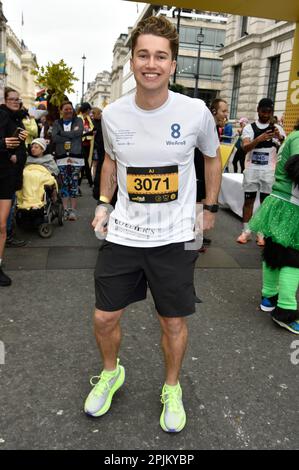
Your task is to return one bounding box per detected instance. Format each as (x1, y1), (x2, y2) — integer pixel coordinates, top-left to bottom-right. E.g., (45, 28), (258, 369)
(242, 121), (285, 171)
(102, 91), (219, 247)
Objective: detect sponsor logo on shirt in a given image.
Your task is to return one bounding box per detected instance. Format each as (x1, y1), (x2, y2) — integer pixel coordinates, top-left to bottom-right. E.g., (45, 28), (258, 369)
(166, 123), (186, 146)
(114, 218), (155, 237)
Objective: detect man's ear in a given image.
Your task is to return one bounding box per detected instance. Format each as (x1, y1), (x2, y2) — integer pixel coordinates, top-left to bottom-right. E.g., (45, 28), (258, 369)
(170, 60), (177, 77)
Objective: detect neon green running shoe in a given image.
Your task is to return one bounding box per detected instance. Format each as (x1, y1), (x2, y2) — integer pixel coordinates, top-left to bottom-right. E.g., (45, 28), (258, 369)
(84, 358), (125, 417)
(160, 383), (186, 433)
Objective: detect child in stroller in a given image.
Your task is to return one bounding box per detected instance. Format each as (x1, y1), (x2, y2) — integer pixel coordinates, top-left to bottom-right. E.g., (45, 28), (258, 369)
(16, 138), (64, 238)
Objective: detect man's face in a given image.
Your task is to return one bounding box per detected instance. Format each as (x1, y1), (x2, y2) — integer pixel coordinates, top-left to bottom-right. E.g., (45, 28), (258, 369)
(130, 34), (176, 94)
(61, 104), (73, 120)
(215, 102), (228, 127)
(258, 107), (273, 124)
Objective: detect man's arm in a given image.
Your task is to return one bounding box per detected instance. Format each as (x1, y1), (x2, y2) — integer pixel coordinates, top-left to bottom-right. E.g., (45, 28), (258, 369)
(203, 148), (222, 205)
(242, 130), (275, 153)
(92, 153), (117, 237)
(98, 153), (117, 202)
(202, 148), (222, 230)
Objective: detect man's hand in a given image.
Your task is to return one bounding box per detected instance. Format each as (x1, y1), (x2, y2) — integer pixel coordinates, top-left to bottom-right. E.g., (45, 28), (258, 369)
(273, 127), (284, 142)
(202, 209), (216, 231)
(258, 129), (275, 143)
(92, 204), (113, 239)
(5, 137), (21, 149)
(195, 205), (216, 234)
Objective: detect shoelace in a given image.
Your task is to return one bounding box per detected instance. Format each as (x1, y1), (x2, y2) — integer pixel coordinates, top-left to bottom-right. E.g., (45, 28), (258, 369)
(161, 386), (182, 413)
(90, 370), (117, 397)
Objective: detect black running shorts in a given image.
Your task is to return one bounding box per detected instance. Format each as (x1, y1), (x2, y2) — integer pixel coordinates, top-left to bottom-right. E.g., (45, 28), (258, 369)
(94, 241), (198, 317)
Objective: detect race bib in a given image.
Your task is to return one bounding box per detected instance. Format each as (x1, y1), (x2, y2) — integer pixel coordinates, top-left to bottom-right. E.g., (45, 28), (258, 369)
(127, 165), (178, 203)
(251, 150), (270, 166)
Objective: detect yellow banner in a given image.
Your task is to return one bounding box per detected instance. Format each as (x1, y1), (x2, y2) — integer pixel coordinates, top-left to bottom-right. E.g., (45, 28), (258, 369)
(284, 22), (299, 134)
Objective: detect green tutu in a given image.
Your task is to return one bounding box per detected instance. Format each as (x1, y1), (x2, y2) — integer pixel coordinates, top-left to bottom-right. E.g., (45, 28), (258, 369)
(249, 195), (299, 250)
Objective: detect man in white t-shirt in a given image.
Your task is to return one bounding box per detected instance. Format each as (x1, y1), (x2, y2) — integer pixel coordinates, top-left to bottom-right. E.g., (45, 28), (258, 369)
(84, 15), (221, 433)
(236, 98), (285, 245)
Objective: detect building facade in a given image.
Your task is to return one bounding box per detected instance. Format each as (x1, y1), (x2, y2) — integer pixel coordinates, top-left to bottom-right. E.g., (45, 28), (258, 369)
(112, 4), (228, 105)
(110, 33), (130, 102)
(83, 70), (111, 109)
(0, 2), (38, 108)
(220, 16), (295, 122)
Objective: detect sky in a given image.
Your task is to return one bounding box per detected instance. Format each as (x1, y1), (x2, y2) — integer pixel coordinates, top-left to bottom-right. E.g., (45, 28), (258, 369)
(2, 0), (147, 103)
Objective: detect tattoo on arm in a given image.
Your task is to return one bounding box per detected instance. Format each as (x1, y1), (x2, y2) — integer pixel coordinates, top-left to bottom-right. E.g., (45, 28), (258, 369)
(109, 170), (117, 191)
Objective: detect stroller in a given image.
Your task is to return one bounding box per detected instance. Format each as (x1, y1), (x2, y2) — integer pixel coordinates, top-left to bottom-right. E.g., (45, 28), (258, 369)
(16, 164), (64, 238)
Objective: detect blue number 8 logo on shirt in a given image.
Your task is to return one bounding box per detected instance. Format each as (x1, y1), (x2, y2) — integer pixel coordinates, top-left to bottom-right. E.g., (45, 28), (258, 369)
(171, 123), (181, 139)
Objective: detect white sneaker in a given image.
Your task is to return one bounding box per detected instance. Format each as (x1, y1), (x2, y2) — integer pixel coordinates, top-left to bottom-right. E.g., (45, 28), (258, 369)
(64, 209), (69, 221)
(68, 209), (77, 221)
(236, 231), (252, 244)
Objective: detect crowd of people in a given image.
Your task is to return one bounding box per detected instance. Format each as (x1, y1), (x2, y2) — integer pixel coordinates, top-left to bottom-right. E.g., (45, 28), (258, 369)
(1, 14), (298, 435)
(0, 88), (105, 286)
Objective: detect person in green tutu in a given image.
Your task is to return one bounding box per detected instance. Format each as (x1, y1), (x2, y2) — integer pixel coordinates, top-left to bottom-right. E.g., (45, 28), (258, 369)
(249, 121), (299, 334)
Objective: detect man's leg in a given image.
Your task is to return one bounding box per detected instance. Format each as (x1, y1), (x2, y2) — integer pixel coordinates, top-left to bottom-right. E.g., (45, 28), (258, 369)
(84, 307), (125, 417)
(93, 308), (124, 370)
(237, 192), (256, 243)
(158, 315), (188, 385)
(158, 315), (188, 433)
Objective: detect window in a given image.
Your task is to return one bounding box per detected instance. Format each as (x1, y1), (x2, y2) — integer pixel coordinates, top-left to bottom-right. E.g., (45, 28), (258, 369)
(240, 17), (248, 37)
(230, 65), (241, 119)
(177, 56), (222, 80)
(179, 26), (225, 50)
(267, 56), (280, 104)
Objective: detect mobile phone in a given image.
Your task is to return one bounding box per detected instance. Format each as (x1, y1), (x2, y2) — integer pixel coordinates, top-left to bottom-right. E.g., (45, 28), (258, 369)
(12, 127), (23, 138)
(268, 119), (276, 133)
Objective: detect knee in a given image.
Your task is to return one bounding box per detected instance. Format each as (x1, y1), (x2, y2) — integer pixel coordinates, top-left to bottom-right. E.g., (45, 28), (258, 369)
(94, 309), (119, 333)
(160, 317), (187, 337)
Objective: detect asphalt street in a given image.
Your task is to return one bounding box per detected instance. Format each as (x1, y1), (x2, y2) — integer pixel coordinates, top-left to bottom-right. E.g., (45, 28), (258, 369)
(0, 181), (298, 450)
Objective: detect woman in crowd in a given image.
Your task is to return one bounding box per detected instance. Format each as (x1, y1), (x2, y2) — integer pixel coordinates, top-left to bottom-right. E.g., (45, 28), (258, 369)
(78, 102), (94, 188)
(232, 117), (248, 173)
(0, 87), (28, 286)
(91, 107), (105, 183)
(249, 120), (299, 334)
(52, 101), (83, 221)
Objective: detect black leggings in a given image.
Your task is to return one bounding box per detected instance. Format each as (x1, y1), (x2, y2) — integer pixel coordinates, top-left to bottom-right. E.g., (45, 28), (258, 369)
(232, 148), (245, 173)
(79, 145), (93, 186)
(244, 191), (269, 204)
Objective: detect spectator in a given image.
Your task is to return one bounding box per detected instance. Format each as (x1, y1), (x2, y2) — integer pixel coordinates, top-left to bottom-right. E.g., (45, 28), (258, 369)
(236, 98), (285, 246)
(249, 120), (299, 334)
(52, 101), (83, 221)
(232, 117), (248, 173)
(91, 107), (105, 182)
(78, 102), (94, 188)
(0, 87), (28, 286)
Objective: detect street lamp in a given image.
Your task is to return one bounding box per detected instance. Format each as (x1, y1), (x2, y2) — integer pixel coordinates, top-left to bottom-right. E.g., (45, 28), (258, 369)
(193, 28), (204, 98)
(172, 7), (181, 84)
(81, 54), (86, 104)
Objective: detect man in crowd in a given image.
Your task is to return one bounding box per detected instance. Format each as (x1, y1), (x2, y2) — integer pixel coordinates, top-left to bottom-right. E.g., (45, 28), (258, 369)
(237, 98), (285, 245)
(84, 15), (221, 433)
